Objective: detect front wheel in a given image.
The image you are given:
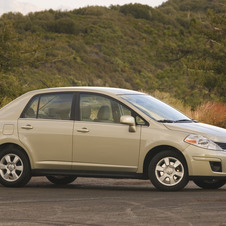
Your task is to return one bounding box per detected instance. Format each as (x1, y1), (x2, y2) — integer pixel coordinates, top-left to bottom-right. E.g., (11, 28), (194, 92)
(46, 175), (77, 185)
(149, 150), (189, 191)
(0, 146), (31, 187)
(193, 179), (226, 189)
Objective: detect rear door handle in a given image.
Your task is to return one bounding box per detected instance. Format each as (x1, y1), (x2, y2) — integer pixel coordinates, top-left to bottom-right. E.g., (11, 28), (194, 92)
(77, 128), (89, 133)
(21, 125), (33, 130)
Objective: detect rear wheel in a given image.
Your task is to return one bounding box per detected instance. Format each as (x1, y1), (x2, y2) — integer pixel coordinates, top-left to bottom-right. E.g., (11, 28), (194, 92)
(46, 175), (77, 185)
(149, 150), (189, 191)
(193, 179), (226, 189)
(0, 146), (31, 187)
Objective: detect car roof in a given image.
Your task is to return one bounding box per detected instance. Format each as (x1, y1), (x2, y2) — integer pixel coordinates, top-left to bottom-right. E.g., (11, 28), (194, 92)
(27, 87), (143, 96)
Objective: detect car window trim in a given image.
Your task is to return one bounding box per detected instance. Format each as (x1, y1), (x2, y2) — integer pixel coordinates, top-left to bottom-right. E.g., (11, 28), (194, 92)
(71, 92), (79, 121)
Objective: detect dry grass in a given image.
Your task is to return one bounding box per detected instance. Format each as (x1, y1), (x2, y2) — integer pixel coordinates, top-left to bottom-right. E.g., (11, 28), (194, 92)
(190, 102), (226, 128)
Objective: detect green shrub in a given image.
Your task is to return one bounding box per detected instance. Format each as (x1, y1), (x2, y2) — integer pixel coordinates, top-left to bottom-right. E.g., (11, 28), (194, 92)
(53, 18), (78, 34)
(120, 4), (152, 20)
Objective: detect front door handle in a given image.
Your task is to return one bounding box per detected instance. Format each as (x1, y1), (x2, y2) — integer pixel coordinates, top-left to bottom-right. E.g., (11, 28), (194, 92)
(77, 128), (89, 133)
(21, 125), (33, 130)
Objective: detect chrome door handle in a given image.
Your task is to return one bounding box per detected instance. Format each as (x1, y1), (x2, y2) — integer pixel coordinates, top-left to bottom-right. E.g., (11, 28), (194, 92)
(21, 125), (33, 130)
(77, 128), (89, 133)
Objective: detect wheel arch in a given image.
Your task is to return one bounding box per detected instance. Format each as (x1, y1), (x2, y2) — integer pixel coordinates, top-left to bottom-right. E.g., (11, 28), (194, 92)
(0, 143), (31, 169)
(143, 145), (188, 178)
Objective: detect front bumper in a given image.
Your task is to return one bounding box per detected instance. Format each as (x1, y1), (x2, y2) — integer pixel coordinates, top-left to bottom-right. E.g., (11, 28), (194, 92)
(184, 145), (226, 177)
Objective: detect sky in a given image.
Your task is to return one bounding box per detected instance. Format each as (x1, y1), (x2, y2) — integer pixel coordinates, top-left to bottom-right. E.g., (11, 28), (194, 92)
(0, 0), (167, 16)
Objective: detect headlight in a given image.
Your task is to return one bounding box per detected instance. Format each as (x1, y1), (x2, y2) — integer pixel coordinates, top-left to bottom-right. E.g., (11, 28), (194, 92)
(184, 134), (223, 151)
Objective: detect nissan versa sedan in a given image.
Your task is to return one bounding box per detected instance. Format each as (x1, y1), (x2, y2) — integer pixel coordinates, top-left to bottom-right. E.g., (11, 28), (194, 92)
(0, 87), (226, 191)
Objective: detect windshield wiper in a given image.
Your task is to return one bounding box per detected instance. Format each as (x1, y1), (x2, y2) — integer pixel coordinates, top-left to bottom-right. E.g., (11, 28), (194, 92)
(174, 119), (194, 123)
(157, 119), (175, 123)
(158, 119), (198, 123)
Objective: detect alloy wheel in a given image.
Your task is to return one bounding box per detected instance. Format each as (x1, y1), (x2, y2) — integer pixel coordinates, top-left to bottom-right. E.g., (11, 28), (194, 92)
(0, 154), (24, 182)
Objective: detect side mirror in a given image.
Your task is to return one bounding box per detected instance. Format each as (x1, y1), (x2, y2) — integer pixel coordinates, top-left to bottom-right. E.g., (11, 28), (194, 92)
(120, 115), (136, 132)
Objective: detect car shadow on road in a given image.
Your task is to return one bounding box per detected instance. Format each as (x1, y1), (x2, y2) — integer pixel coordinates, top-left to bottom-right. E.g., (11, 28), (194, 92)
(16, 177), (226, 192)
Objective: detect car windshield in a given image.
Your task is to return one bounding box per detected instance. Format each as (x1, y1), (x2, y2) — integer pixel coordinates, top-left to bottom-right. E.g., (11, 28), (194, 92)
(121, 94), (191, 122)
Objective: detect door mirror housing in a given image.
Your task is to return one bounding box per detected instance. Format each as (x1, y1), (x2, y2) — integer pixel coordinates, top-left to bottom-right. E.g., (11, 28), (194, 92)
(120, 115), (136, 132)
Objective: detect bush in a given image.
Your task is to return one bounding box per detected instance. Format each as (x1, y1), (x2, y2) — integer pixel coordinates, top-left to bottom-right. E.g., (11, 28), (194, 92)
(120, 4), (152, 20)
(51, 18), (78, 34)
(73, 6), (107, 16)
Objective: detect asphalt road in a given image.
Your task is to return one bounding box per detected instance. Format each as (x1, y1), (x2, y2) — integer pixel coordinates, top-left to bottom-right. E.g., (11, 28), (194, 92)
(0, 177), (226, 226)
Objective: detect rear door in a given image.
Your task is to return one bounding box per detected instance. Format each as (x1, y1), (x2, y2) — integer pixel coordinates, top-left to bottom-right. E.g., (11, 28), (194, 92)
(18, 92), (74, 169)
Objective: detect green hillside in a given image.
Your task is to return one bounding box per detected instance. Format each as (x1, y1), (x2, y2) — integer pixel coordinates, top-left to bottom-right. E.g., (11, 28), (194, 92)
(0, 0), (225, 109)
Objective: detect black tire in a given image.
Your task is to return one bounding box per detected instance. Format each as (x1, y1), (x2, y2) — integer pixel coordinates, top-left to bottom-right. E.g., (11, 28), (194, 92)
(46, 175), (77, 185)
(148, 150), (189, 191)
(193, 179), (226, 189)
(0, 145), (31, 187)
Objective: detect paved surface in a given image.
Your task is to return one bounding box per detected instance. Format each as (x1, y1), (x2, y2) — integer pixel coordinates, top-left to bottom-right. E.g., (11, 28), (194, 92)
(0, 177), (226, 226)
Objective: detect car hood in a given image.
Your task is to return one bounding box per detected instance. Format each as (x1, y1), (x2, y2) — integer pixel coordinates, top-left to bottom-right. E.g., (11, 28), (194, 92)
(165, 122), (226, 143)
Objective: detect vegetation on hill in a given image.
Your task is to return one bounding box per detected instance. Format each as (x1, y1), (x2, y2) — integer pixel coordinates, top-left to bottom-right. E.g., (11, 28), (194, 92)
(0, 0), (225, 126)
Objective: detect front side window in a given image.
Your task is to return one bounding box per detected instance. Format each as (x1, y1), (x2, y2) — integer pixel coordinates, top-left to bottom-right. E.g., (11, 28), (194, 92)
(22, 93), (73, 120)
(80, 94), (133, 123)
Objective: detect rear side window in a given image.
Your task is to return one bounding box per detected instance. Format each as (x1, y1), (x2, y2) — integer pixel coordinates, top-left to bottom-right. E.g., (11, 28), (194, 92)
(21, 95), (39, 119)
(21, 93), (74, 120)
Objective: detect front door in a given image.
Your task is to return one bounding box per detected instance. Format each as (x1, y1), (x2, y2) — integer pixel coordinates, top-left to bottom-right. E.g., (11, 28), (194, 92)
(72, 93), (141, 172)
